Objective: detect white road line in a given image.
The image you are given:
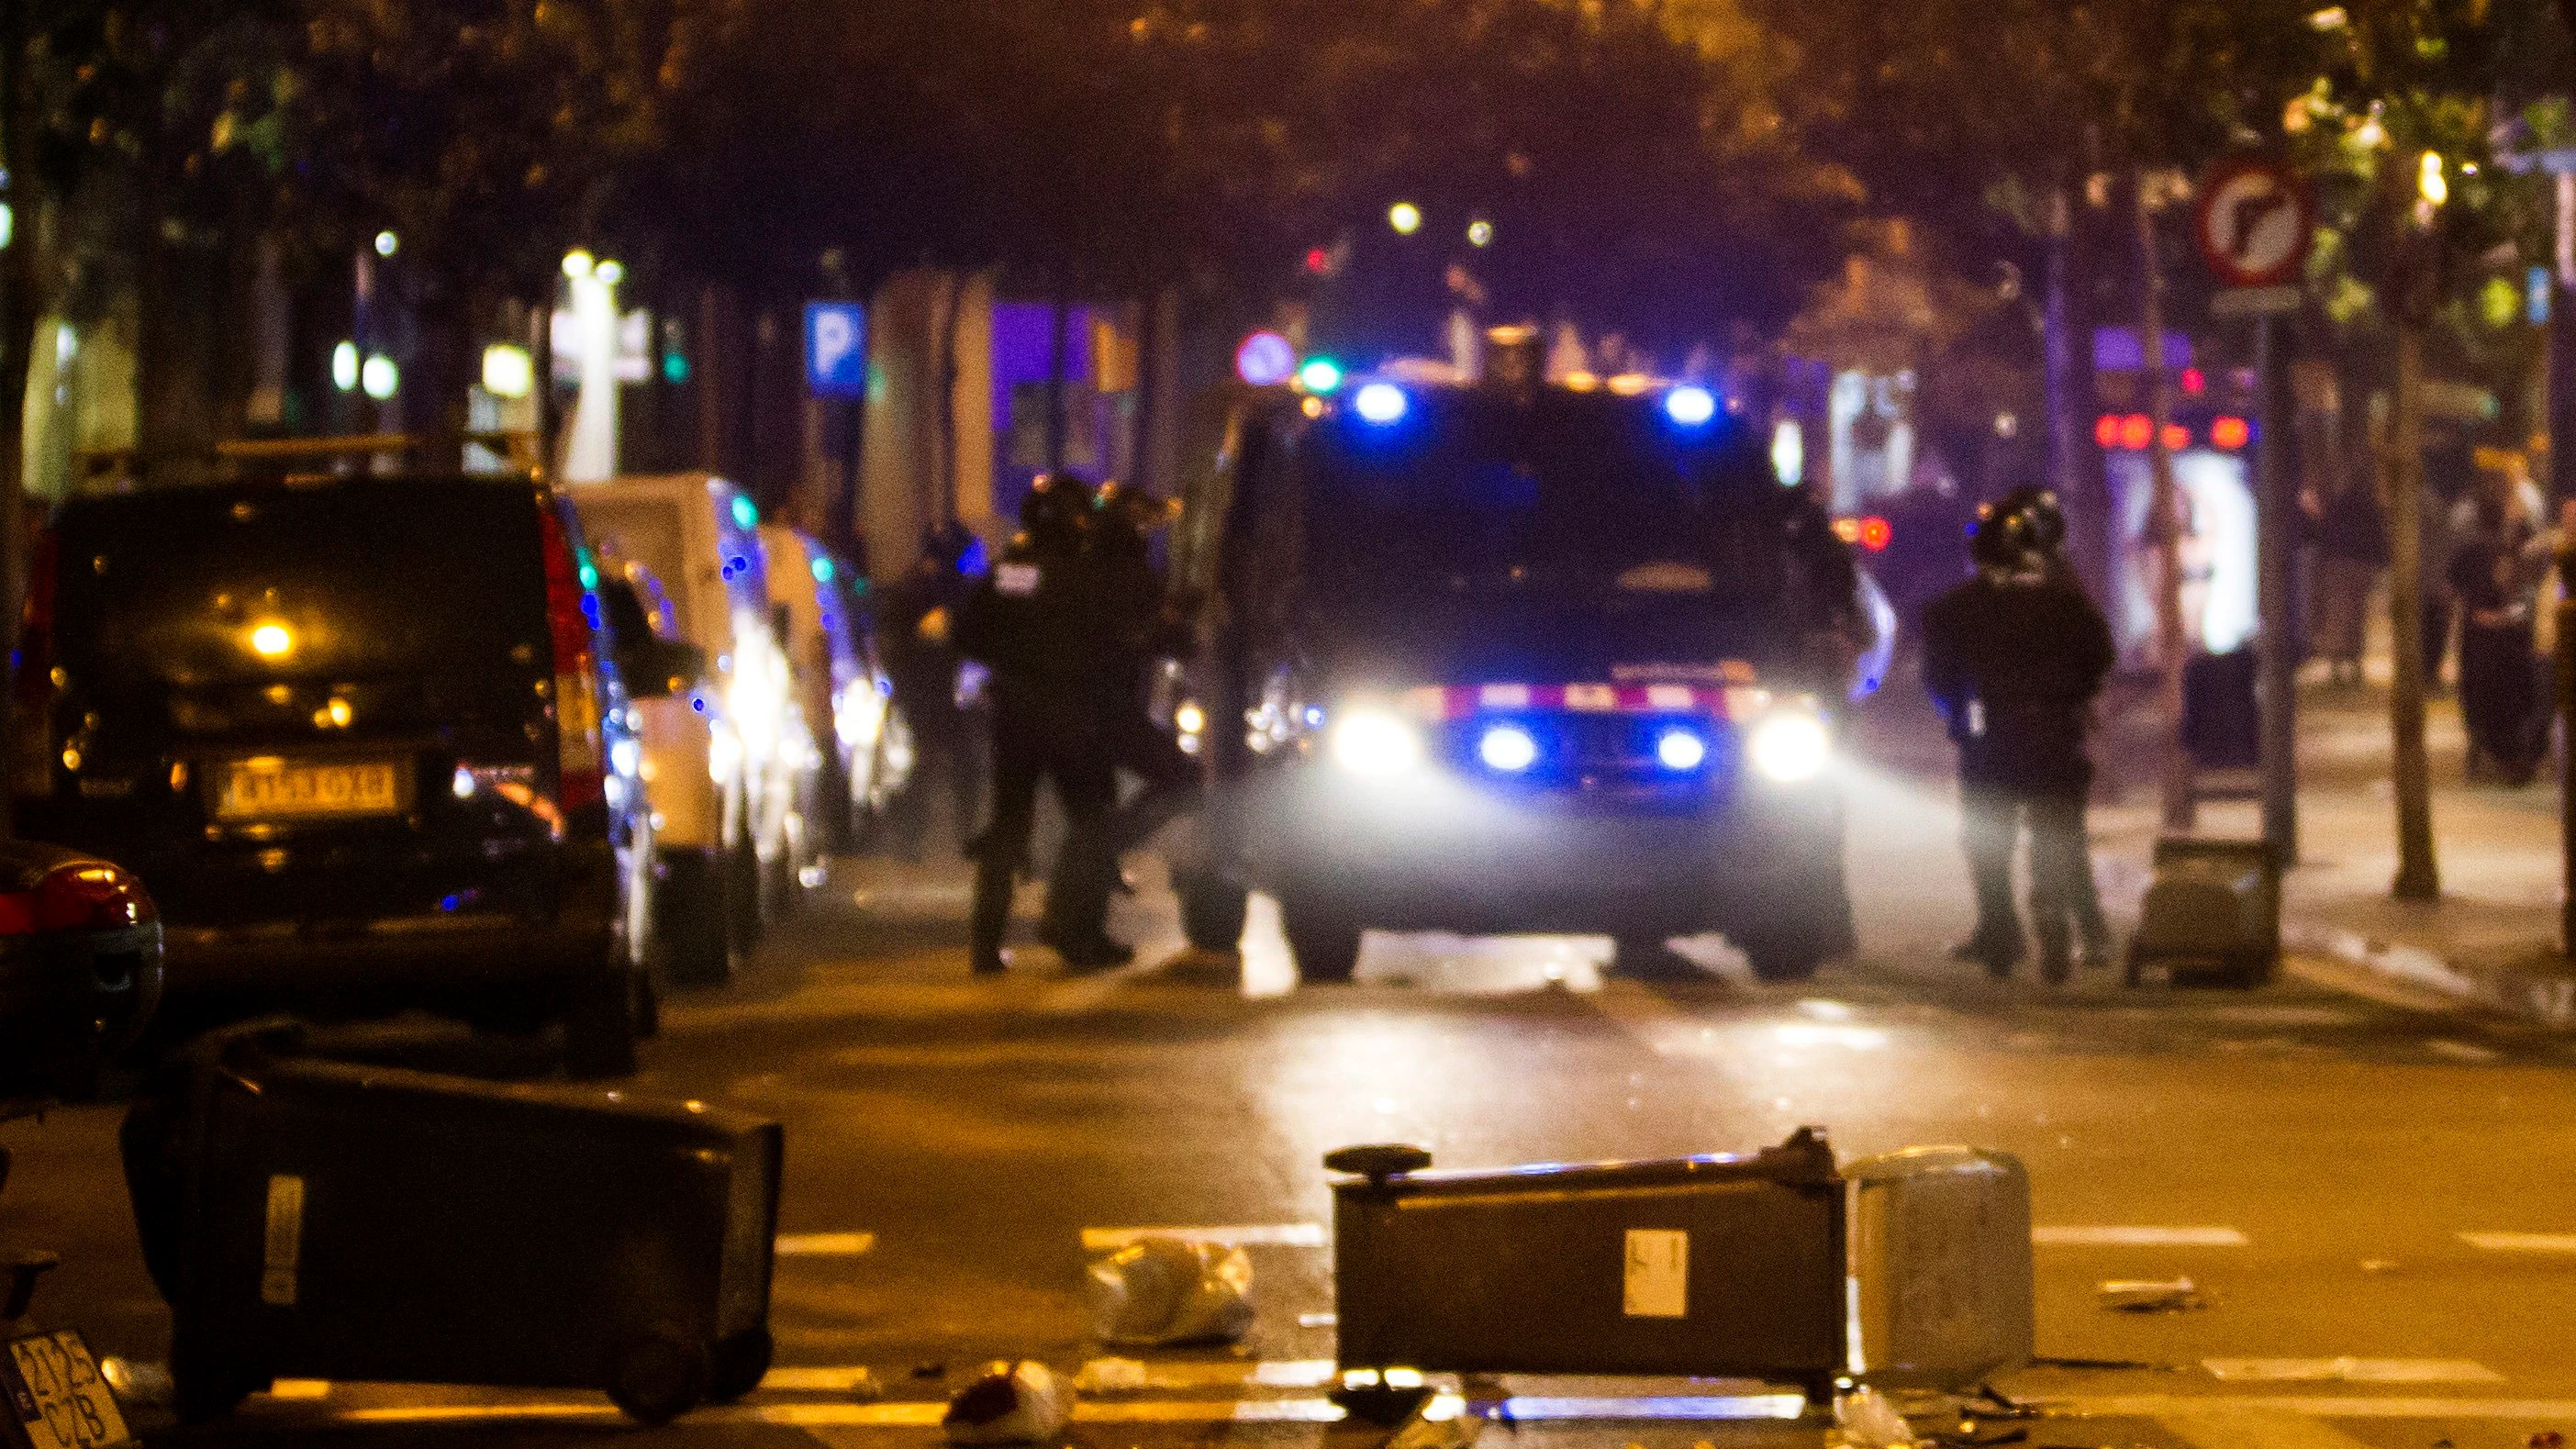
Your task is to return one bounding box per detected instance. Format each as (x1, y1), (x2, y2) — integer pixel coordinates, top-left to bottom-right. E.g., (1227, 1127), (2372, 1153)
(1073, 1358), (1338, 1391)
(2048, 1396), (2576, 1421)
(759, 1366), (882, 1392)
(2033, 1225), (2250, 1246)
(2426, 1039), (2501, 1063)
(1492, 1395), (1806, 1421)
(2202, 1359), (2504, 1385)
(1081, 1223), (1328, 1250)
(775, 1232), (876, 1256)
(2460, 1231), (2576, 1253)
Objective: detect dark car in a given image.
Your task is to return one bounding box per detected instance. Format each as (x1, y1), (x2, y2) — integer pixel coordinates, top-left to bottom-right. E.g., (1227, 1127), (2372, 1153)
(13, 474), (653, 1076)
(1171, 375), (1868, 983)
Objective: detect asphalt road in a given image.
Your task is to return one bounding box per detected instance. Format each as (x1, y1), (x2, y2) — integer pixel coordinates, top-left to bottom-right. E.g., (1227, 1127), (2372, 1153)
(7, 703), (2576, 1449)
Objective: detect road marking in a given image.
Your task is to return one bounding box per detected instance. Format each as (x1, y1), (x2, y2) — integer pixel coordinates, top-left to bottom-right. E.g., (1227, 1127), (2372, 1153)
(2460, 1231), (2576, 1253)
(2203, 1359), (2504, 1385)
(1081, 1223), (1328, 1251)
(775, 1232), (875, 1256)
(760, 1366), (882, 1392)
(266, 1380), (330, 1399)
(750, 1399), (1347, 1426)
(2426, 1039), (2501, 1063)
(2033, 1225), (2249, 1246)
(2158, 1408), (2380, 1449)
(1074, 1358), (1337, 1391)
(1489, 1395), (1805, 1421)
(2048, 1396), (2576, 1421)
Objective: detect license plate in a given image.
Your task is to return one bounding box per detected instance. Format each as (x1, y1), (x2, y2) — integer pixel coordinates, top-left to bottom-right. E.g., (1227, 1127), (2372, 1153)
(217, 758), (403, 821)
(3, 1332), (132, 1449)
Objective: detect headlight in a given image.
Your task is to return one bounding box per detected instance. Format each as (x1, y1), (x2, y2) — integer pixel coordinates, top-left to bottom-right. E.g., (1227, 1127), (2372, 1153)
(1330, 709), (1422, 775)
(1656, 728), (1708, 771)
(1478, 723), (1538, 773)
(1747, 709), (1831, 783)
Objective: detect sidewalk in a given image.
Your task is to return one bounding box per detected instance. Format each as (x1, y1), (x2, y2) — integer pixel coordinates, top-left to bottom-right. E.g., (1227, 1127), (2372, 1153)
(2090, 674), (2576, 1025)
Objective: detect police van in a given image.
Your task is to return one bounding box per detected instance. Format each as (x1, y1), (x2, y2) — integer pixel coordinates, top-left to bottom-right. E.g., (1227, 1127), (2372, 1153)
(1167, 356), (1870, 983)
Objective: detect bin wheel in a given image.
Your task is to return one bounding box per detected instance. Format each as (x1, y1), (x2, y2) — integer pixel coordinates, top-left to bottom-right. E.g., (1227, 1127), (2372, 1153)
(708, 1328), (775, 1404)
(1279, 891), (1362, 984)
(563, 969), (642, 1080)
(608, 1331), (710, 1425)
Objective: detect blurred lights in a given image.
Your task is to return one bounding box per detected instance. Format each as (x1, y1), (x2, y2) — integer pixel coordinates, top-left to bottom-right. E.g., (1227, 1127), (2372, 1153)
(2161, 422), (2190, 452)
(1748, 710), (1830, 783)
(2118, 414), (2153, 451)
(1299, 357), (1345, 394)
(1354, 383), (1409, 424)
(1770, 419), (1804, 486)
(0, 202), (14, 251)
(811, 556), (835, 584)
(482, 343), (534, 400)
(1332, 709), (1421, 775)
(331, 341), (360, 392)
(1664, 385), (1717, 427)
(2212, 416), (2251, 450)
(1235, 329), (1297, 386)
(1388, 202), (1423, 236)
(2418, 150), (2448, 206)
(1466, 218), (1494, 247)
(731, 496), (759, 529)
(563, 249), (596, 279)
(1656, 729), (1708, 772)
(596, 259), (625, 286)
(361, 354), (399, 400)
(374, 229), (399, 257)
(1478, 724), (1539, 773)
(249, 622), (295, 659)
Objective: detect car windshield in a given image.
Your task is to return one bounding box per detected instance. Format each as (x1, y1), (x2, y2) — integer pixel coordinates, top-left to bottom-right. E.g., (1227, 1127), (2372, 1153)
(1298, 393), (1783, 603)
(55, 481), (547, 688)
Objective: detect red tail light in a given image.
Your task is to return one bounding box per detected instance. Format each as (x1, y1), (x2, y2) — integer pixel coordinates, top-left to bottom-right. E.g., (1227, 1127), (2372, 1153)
(12, 529), (59, 801)
(1857, 517), (1891, 552)
(535, 500), (606, 811)
(0, 860), (156, 935)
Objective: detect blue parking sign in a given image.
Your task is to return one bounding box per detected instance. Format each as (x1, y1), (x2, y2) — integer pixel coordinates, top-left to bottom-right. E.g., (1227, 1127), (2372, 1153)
(806, 302), (868, 399)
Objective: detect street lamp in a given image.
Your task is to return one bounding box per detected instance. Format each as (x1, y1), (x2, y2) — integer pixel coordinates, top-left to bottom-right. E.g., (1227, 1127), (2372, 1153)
(1466, 218), (1494, 248)
(1388, 202), (1422, 236)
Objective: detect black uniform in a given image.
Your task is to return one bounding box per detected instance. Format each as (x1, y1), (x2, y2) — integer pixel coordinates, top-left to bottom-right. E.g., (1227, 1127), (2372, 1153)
(878, 541), (986, 860)
(953, 531), (1123, 973)
(1921, 563), (2115, 979)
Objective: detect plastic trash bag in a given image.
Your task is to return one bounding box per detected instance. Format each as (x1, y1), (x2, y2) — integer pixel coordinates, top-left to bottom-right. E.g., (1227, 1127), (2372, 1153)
(1833, 1386), (1920, 1448)
(1087, 1237), (1256, 1346)
(943, 1360), (1070, 1444)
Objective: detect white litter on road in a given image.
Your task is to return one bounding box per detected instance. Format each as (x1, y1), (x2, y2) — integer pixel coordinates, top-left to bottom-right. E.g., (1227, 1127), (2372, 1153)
(1081, 1223), (1327, 1250)
(2202, 1359), (2504, 1385)
(2459, 1231), (2576, 1253)
(775, 1232), (876, 1256)
(2034, 1225), (2249, 1246)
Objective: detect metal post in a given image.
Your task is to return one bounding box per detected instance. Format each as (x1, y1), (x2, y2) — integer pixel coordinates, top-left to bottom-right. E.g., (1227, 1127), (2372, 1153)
(2256, 313), (2297, 864)
(836, 397), (864, 574)
(2560, 507), (2576, 955)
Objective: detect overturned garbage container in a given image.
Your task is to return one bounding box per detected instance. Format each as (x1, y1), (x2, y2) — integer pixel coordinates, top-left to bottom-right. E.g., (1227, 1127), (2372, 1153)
(2126, 837), (2280, 988)
(122, 1023), (781, 1425)
(1328, 1130), (2029, 1405)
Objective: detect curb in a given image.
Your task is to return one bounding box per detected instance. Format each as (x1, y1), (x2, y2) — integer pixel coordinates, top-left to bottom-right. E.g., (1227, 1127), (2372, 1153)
(2285, 921), (2576, 1029)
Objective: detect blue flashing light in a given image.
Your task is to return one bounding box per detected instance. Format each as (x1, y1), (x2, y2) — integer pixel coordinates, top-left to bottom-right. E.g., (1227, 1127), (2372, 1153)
(1354, 382), (1409, 425)
(812, 556), (835, 584)
(956, 536), (991, 577)
(731, 496), (758, 529)
(1478, 723), (1539, 773)
(1656, 728), (1708, 771)
(1665, 385), (1718, 428)
(690, 695), (708, 714)
(1299, 357), (1345, 395)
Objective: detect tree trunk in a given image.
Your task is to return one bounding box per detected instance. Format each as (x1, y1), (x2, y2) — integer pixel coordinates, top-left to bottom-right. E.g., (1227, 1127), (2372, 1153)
(2387, 320), (2440, 899)
(2135, 173), (2196, 831)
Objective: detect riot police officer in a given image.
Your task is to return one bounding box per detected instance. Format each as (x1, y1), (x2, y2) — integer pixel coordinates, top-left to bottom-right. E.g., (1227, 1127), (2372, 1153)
(1085, 483), (1201, 861)
(1921, 486), (2114, 983)
(954, 474), (1128, 975)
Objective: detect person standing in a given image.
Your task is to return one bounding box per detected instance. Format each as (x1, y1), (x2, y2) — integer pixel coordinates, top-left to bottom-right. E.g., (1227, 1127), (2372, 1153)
(953, 474), (1128, 975)
(2311, 468), (2388, 688)
(2448, 492), (2545, 785)
(1922, 486), (2117, 983)
(877, 524), (987, 861)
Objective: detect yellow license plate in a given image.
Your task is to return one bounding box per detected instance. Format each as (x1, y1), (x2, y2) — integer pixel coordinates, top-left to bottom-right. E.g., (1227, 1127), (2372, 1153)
(4, 1331), (133, 1449)
(218, 758), (403, 820)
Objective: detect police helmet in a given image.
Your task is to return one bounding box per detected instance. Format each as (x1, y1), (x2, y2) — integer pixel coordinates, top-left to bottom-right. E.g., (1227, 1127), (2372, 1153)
(1971, 485), (2067, 570)
(1020, 473), (1097, 550)
(1094, 480), (1178, 536)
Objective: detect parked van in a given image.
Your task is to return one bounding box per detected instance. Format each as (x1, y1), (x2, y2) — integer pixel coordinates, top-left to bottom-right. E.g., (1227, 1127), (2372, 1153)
(569, 475), (803, 980)
(758, 525), (900, 860)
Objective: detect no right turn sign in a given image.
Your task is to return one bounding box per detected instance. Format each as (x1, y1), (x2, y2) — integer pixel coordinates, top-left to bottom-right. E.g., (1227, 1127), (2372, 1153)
(2192, 162), (2316, 289)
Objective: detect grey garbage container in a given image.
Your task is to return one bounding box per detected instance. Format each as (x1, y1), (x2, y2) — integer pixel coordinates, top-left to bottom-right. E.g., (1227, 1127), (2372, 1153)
(2126, 837), (2280, 988)
(123, 1023), (780, 1425)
